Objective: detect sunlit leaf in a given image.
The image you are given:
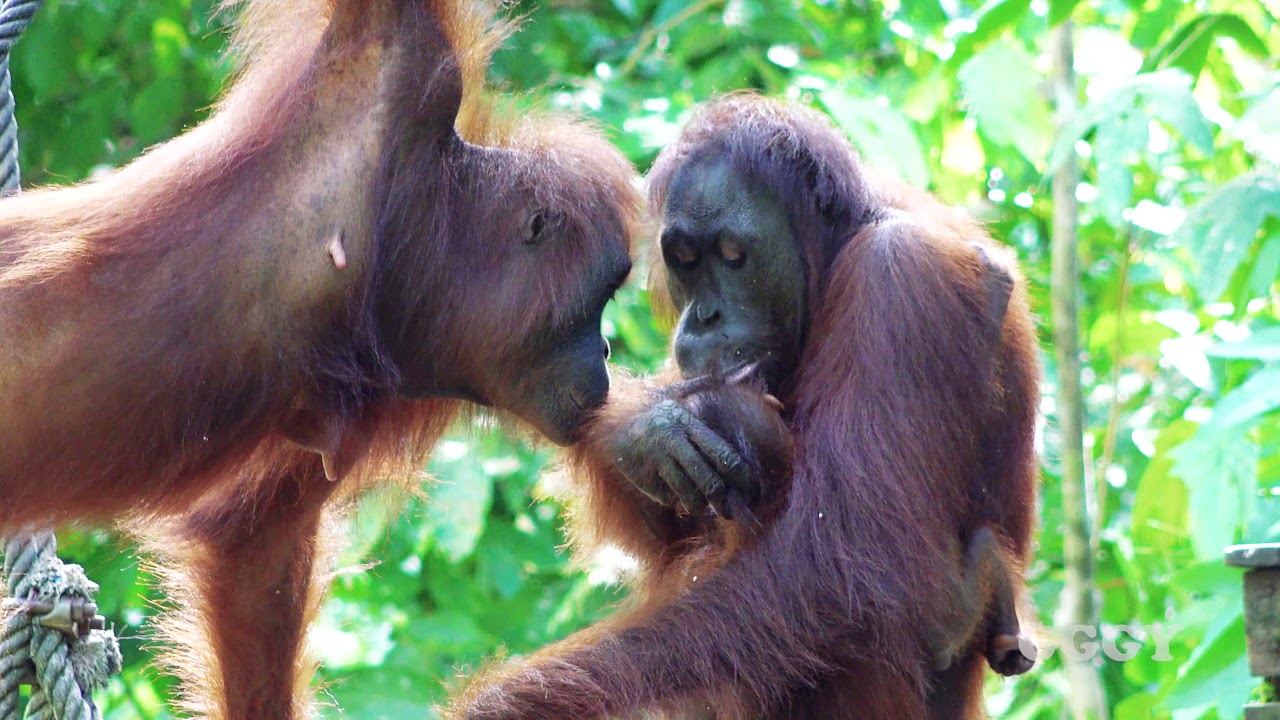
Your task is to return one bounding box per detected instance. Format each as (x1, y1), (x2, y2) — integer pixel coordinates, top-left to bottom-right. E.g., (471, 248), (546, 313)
(1144, 14), (1271, 79)
(1132, 421), (1196, 556)
(821, 90), (930, 187)
(1170, 432), (1257, 559)
(424, 442), (494, 562)
(1175, 173), (1280, 301)
(1048, 0), (1082, 27)
(1205, 329), (1280, 362)
(957, 41), (1052, 164)
(950, 0), (1033, 68)
(1203, 365), (1280, 431)
(1046, 70), (1212, 175)
(1093, 110), (1146, 225)
(1163, 612), (1250, 719)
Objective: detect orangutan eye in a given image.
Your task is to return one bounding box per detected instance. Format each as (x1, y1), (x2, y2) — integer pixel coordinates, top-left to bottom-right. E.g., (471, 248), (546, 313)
(665, 239), (699, 270)
(719, 239), (746, 268)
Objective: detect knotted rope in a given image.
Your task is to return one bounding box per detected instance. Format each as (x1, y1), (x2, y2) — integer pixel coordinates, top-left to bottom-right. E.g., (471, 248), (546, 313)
(0, 533), (121, 720)
(0, 1), (124, 717)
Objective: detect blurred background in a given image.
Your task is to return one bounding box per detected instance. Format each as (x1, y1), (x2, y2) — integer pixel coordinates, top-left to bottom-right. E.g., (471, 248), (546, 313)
(10, 0), (1279, 717)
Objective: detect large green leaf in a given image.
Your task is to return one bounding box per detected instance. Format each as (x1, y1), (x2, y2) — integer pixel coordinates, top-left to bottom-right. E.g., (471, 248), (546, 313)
(1132, 421), (1196, 556)
(1046, 70), (1212, 175)
(1170, 431), (1258, 559)
(1203, 365), (1280, 431)
(1048, 0), (1083, 27)
(1174, 173), (1280, 301)
(820, 89), (930, 187)
(957, 41), (1052, 164)
(1163, 611), (1250, 719)
(1093, 109), (1147, 225)
(1205, 328), (1280, 362)
(949, 0), (1033, 68)
(1143, 14), (1271, 79)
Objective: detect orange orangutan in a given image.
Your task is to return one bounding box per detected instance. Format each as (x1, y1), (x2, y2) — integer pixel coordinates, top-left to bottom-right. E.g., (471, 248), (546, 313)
(0, 1), (642, 717)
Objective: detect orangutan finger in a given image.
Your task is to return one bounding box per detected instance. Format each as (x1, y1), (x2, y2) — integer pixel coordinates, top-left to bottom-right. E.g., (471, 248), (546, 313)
(656, 454), (706, 514)
(685, 422), (757, 507)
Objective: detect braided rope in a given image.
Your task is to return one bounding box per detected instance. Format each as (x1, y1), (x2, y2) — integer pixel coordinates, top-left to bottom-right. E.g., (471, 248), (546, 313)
(0, 533), (119, 720)
(0, 5), (122, 719)
(0, 0), (44, 193)
(0, 533), (50, 719)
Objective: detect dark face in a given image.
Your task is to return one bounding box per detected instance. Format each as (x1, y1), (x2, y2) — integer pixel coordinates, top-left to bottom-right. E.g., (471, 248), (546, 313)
(378, 139), (634, 446)
(661, 155), (807, 391)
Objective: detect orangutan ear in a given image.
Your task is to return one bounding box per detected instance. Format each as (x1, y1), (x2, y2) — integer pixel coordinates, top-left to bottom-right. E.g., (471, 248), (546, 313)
(973, 243), (1014, 333)
(410, 8), (464, 141)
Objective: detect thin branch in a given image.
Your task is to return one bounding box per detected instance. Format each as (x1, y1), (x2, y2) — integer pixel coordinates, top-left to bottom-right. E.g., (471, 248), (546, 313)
(1095, 226), (1135, 525)
(1050, 19), (1110, 720)
(618, 0), (725, 77)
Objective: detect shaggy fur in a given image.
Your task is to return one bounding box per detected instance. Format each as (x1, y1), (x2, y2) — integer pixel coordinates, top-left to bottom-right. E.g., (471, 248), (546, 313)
(0, 1), (641, 717)
(450, 95), (1041, 720)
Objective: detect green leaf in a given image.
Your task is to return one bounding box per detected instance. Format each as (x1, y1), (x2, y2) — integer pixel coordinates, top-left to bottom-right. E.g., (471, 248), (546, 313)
(610, 0), (639, 21)
(129, 76), (186, 146)
(1236, 88), (1280, 152)
(820, 90), (930, 187)
(13, 4), (77, 97)
(1087, 309), (1175, 357)
(1130, 0), (1182, 50)
(402, 613), (495, 656)
(1115, 693), (1161, 720)
(1093, 109), (1146, 225)
(1175, 173), (1280, 300)
(1205, 328), (1280, 362)
(1140, 74), (1214, 154)
(950, 0), (1033, 68)
(1170, 431), (1258, 559)
(424, 441), (494, 562)
(1144, 14), (1271, 79)
(151, 17), (190, 76)
(957, 42), (1052, 164)
(1048, 0), (1083, 27)
(1204, 365), (1280, 431)
(1132, 421), (1196, 555)
(896, 0), (948, 35)
(1046, 70), (1212, 176)
(1248, 234), (1280, 297)
(1163, 612), (1250, 718)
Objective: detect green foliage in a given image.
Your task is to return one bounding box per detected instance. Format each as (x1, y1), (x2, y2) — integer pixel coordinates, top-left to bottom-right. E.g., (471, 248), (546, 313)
(11, 0), (1278, 717)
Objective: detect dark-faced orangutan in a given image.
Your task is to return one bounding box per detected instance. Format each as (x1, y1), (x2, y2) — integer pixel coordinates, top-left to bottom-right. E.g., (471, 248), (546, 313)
(450, 94), (1042, 720)
(0, 1), (641, 718)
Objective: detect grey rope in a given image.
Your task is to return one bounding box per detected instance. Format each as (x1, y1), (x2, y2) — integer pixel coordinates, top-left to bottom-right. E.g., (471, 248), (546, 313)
(0, 533), (121, 720)
(0, 0), (44, 192)
(0, 2), (124, 718)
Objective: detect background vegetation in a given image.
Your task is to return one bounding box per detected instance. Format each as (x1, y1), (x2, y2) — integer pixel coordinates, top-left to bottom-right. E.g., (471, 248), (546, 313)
(11, 0), (1279, 717)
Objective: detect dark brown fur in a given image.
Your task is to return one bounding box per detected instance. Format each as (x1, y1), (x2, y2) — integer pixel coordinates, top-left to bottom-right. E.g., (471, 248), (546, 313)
(0, 2), (641, 717)
(679, 375), (1032, 681)
(451, 95), (1040, 720)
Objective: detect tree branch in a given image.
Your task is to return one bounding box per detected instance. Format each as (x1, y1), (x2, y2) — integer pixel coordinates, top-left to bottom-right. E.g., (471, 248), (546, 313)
(1050, 19), (1109, 720)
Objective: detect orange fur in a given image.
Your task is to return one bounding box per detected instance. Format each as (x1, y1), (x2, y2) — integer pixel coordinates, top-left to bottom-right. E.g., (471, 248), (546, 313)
(0, 1), (642, 718)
